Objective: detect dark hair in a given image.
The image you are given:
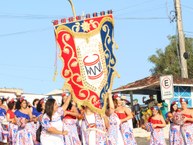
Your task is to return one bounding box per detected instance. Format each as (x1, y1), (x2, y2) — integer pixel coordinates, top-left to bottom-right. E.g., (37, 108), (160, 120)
(15, 99), (27, 110)
(7, 102), (15, 110)
(61, 97), (72, 111)
(45, 99), (55, 121)
(170, 103), (177, 113)
(33, 98), (39, 106)
(36, 98), (44, 113)
(0, 98), (5, 104)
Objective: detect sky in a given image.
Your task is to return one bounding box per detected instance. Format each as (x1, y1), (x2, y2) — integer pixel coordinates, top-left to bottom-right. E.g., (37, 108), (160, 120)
(0, 0), (193, 96)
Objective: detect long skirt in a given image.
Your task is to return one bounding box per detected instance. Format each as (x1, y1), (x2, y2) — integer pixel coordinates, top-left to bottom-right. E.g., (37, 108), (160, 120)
(8, 123), (18, 145)
(120, 121), (137, 145)
(63, 119), (81, 145)
(107, 113), (124, 145)
(169, 123), (184, 145)
(15, 123), (33, 145)
(150, 128), (166, 145)
(181, 123), (193, 145)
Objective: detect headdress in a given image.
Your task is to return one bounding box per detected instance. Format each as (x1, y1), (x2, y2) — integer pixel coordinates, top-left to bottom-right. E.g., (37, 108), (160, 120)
(61, 92), (70, 97)
(180, 98), (187, 104)
(40, 97), (47, 104)
(113, 93), (121, 100)
(172, 101), (178, 105)
(151, 106), (159, 111)
(20, 96), (25, 102)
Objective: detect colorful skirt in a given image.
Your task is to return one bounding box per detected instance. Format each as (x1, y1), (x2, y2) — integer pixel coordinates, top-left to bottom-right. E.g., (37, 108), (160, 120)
(169, 123), (184, 145)
(63, 119), (81, 145)
(181, 123), (193, 145)
(120, 121), (137, 145)
(150, 128), (166, 145)
(8, 123), (18, 145)
(15, 123), (33, 145)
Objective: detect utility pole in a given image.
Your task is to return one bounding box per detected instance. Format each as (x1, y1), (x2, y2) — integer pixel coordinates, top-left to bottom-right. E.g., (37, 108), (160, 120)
(174, 0), (188, 78)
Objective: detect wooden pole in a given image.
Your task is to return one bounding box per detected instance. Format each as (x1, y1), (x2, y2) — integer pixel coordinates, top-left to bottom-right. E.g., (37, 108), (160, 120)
(68, 0), (76, 19)
(130, 91), (134, 107)
(174, 0), (188, 78)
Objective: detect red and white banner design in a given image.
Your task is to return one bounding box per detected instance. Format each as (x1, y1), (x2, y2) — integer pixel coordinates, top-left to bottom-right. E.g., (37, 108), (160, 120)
(53, 11), (118, 114)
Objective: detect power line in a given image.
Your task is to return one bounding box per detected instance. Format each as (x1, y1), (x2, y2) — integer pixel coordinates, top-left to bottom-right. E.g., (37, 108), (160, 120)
(114, 17), (169, 20)
(0, 73), (50, 82)
(0, 27), (51, 37)
(181, 4), (193, 11)
(0, 13), (66, 20)
(184, 31), (193, 34)
(0, 64), (53, 69)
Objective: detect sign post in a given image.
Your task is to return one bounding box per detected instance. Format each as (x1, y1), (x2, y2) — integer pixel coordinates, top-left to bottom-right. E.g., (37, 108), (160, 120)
(160, 75), (174, 100)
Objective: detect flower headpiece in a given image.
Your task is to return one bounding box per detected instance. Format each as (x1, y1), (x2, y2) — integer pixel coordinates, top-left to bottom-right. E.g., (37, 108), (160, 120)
(61, 92), (70, 97)
(20, 96), (25, 102)
(113, 93), (121, 100)
(40, 97), (47, 104)
(0, 96), (4, 100)
(151, 106), (159, 111)
(9, 98), (15, 103)
(180, 98), (187, 104)
(172, 101), (178, 105)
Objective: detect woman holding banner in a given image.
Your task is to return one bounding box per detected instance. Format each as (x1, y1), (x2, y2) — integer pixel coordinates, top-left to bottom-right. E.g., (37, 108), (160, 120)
(81, 105), (107, 145)
(108, 92), (136, 145)
(61, 92), (81, 145)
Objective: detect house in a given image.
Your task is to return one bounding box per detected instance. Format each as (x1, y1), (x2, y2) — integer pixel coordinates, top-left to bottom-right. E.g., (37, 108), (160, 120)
(113, 75), (193, 108)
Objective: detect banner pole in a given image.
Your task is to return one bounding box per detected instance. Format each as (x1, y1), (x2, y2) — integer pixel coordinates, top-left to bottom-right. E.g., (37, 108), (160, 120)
(68, 0), (76, 19)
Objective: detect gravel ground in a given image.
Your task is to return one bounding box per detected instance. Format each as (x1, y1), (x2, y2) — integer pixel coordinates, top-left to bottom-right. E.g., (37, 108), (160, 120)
(135, 137), (169, 145)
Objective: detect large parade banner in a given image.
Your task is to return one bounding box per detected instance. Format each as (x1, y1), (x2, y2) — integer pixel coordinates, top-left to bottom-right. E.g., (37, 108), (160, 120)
(53, 11), (118, 114)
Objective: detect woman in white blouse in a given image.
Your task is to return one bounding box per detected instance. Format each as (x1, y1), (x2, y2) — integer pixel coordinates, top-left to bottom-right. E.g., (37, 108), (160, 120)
(40, 94), (71, 145)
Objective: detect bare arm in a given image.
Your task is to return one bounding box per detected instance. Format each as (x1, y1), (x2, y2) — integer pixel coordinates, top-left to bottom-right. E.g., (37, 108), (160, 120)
(62, 94), (72, 112)
(153, 115), (166, 128)
(102, 115), (109, 129)
(184, 110), (193, 122)
(108, 91), (115, 115)
(27, 108), (33, 122)
(47, 127), (68, 135)
(121, 107), (133, 123)
(65, 106), (80, 117)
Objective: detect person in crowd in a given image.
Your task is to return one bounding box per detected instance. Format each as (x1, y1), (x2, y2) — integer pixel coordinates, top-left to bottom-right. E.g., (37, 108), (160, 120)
(166, 101), (184, 145)
(132, 99), (141, 128)
(142, 95), (157, 109)
(35, 97), (47, 144)
(145, 106), (166, 145)
(158, 100), (168, 120)
(61, 92), (81, 145)
(14, 96), (34, 145)
(81, 105), (107, 145)
(32, 99), (39, 108)
(121, 96), (133, 129)
(6, 98), (18, 145)
(107, 92), (136, 145)
(180, 98), (193, 144)
(0, 96), (7, 143)
(107, 92), (124, 145)
(40, 93), (71, 145)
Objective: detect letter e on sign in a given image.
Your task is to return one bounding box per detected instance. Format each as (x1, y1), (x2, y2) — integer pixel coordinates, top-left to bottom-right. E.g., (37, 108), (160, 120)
(162, 77), (171, 89)
(160, 75), (174, 100)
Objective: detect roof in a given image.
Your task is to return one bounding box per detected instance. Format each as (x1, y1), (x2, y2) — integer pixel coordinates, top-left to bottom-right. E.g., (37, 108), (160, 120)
(0, 88), (23, 95)
(45, 89), (63, 96)
(113, 75), (193, 95)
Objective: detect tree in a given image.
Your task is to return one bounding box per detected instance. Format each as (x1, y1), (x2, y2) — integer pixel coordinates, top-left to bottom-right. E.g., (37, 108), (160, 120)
(148, 35), (193, 78)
